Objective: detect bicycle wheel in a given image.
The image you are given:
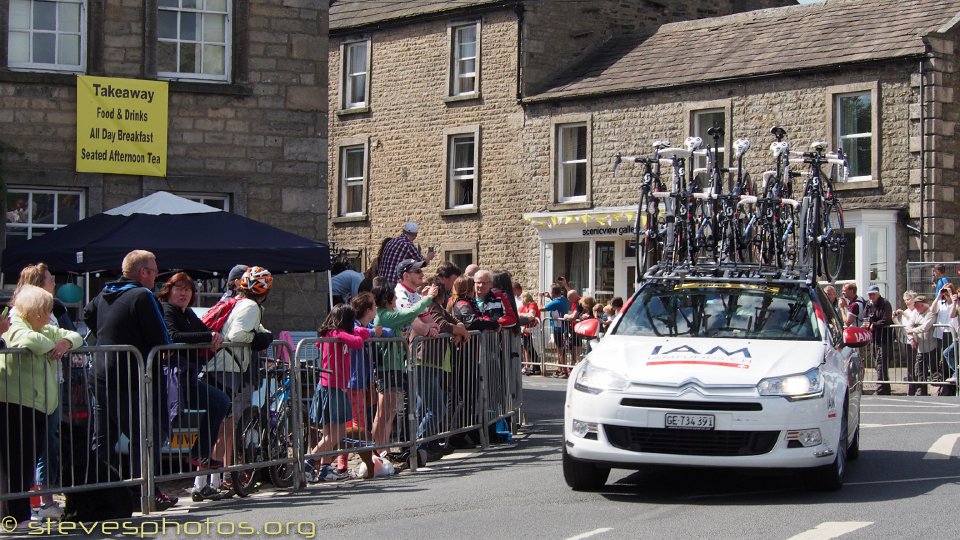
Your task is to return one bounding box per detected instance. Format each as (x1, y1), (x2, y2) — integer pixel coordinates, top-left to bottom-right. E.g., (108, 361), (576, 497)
(718, 217), (737, 264)
(267, 406), (297, 488)
(231, 406), (264, 497)
(820, 200), (845, 282)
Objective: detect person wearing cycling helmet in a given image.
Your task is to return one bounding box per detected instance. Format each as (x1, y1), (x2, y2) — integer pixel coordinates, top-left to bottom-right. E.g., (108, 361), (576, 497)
(201, 266), (273, 495)
(203, 266), (272, 397)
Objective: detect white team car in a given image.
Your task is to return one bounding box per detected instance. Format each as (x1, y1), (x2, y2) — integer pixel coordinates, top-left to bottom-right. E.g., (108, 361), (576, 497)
(563, 276), (869, 491)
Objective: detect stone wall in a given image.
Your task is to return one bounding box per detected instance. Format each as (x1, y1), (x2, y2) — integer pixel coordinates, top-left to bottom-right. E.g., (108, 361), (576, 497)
(518, 62), (921, 293)
(328, 9), (524, 275)
(0, 0), (328, 331)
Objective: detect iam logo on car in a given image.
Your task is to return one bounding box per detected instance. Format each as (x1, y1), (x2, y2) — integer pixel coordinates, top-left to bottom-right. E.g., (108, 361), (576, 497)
(646, 344), (753, 369)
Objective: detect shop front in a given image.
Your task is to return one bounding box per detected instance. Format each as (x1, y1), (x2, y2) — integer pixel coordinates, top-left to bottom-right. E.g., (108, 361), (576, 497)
(523, 206), (640, 303)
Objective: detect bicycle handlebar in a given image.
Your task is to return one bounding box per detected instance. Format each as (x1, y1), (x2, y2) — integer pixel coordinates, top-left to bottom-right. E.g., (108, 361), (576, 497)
(659, 148), (692, 159)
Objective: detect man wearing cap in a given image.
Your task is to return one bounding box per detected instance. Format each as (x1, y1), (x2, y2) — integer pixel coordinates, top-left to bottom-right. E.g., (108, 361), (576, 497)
(864, 285), (894, 395)
(905, 294), (937, 396)
(220, 264), (248, 301)
(377, 222), (436, 285)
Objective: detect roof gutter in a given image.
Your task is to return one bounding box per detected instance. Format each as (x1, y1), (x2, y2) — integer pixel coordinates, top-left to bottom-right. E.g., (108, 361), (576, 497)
(521, 54), (926, 105)
(330, 0), (518, 36)
(515, 1), (524, 104)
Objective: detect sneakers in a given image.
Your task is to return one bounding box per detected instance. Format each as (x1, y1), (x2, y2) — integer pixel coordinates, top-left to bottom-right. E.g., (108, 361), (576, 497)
(32, 501), (64, 520)
(155, 492), (179, 511)
(191, 485), (223, 502)
(187, 457), (223, 470)
(947, 375), (958, 383)
(315, 464), (347, 482)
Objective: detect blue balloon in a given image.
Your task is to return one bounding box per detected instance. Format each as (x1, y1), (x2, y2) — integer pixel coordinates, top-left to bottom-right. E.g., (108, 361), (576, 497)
(57, 283), (83, 303)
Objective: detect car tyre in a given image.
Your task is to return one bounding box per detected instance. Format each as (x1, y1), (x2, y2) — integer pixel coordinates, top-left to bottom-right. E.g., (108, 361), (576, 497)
(847, 422), (860, 461)
(562, 446), (610, 491)
(806, 413), (847, 491)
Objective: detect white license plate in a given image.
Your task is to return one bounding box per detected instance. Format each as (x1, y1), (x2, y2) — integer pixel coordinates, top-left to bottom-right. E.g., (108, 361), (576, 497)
(665, 413), (715, 430)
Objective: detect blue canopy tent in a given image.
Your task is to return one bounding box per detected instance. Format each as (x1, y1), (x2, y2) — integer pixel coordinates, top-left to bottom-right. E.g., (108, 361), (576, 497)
(2, 192), (330, 277)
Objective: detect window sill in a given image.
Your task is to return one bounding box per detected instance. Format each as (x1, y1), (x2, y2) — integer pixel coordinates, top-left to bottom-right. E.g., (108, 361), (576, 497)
(0, 70), (78, 85)
(444, 93), (481, 104)
(548, 201), (592, 212)
(332, 215), (368, 224)
(440, 207), (478, 217)
(833, 179), (879, 191)
(337, 106), (371, 117)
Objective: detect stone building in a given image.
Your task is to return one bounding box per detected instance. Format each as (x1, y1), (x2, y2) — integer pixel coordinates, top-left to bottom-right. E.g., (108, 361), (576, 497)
(330, 0), (960, 303)
(327, 0), (793, 280)
(520, 0), (960, 303)
(0, 0), (328, 330)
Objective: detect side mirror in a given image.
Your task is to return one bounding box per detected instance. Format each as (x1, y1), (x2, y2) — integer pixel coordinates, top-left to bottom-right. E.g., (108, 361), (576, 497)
(842, 326), (872, 348)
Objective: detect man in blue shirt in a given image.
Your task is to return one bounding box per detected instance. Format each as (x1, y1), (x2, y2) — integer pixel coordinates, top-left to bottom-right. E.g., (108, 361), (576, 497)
(542, 283), (571, 377)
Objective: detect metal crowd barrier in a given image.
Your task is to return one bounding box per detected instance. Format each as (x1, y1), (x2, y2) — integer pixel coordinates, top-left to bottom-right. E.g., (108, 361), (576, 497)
(2, 332), (526, 520)
(861, 323), (959, 398)
(0, 345), (149, 514)
(523, 316), (599, 377)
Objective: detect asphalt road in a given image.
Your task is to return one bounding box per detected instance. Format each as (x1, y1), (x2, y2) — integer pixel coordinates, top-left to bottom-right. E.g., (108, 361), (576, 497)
(17, 379), (960, 539)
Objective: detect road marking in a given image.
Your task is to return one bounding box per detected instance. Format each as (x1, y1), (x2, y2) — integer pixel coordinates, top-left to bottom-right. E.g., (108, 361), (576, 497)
(867, 397), (960, 407)
(566, 528), (613, 540)
(859, 411), (960, 415)
(847, 474), (960, 486)
(923, 433), (960, 459)
(786, 521), (873, 540)
(862, 421), (960, 428)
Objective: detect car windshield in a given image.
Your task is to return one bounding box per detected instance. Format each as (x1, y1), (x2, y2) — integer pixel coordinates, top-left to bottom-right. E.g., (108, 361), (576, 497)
(613, 283), (821, 341)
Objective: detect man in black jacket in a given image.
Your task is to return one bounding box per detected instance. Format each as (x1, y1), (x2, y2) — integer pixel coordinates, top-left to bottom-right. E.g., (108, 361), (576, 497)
(864, 285), (894, 396)
(83, 250), (177, 510)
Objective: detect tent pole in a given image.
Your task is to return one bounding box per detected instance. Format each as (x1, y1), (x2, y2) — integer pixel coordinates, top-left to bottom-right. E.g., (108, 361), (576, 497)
(326, 270), (334, 311)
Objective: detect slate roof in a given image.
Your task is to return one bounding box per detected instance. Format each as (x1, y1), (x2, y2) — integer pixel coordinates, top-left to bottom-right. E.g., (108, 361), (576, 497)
(330, 0), (511, 32)
(529, 0), (960, 102)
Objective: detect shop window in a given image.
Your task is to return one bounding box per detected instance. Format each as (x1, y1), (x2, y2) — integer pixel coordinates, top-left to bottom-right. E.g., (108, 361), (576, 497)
(5, 188), (84, 247)
(157, 0), (231, 82)
(7, 0), (86, 72)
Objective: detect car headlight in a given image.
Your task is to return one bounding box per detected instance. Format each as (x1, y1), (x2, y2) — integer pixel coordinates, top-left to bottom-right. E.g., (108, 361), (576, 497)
(574, 360), (629, 394)
(757, 367), (824, 400)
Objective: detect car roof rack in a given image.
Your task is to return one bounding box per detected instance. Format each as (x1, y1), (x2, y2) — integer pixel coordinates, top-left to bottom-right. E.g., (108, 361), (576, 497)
(642, 262), (816, 287)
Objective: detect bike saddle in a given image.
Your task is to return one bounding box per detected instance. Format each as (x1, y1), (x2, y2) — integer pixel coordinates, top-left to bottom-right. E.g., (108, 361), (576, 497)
(733, 139), (751, 156)
(810, 141), (829, 152)
(707, 125), (724, 139)
(770, 125), (787, 140)
(770, 141), (790, 157)
(684, 136), (703, 152)
(652, 140), (671, 150)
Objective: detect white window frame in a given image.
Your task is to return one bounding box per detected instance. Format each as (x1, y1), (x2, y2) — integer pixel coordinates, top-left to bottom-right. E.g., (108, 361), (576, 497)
(448, 21), (480, 98)
(825, 82), (879, 186)
(444, 125), (480, 211)
(692, 108), (725, 172)
(555, 122), (589, 203)
(7, 0), (86, 73)
(157, 0), (232, 82)
(337, 142), (367, 218)
(341, 39), (370, 110)
(835, 91), (872, 182)
(177, 192), (230, 211)
(4, 187), (85, 240)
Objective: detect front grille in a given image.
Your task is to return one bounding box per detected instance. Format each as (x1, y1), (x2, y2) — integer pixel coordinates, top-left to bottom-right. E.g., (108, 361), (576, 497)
(620, 398), (762, 412)
(604, 425), (779, 456)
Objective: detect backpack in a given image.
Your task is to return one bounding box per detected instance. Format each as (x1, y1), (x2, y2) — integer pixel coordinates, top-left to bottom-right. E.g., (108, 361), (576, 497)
(848, 296), (867, 327)
(201, 297), (241, 332)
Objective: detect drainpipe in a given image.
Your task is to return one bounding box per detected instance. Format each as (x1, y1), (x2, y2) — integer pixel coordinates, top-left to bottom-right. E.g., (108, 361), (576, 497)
(919, 58), (926, 263)
(515, 1), (524, 103)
